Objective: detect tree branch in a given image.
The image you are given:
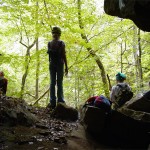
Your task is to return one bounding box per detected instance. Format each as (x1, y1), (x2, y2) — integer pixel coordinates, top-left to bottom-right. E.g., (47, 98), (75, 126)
(20, 15), (30, 46)
(15, 21), (28, 48)
(20, 36), (28, 48)
(33, 87), (50, 105)
(28, 38), (38, 49)
(24, 93), (36, 99)
(43, 0), (52, 30)
(88, 30), (105, 41)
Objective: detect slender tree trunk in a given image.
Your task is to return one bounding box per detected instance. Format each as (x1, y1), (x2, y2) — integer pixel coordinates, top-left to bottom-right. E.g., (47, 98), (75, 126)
(92, 69), (95, 96)
(133, 26), (139, 93)
(120, 42), (123, 73)
(133, 27), (143, 92)
(20, 48), (31, 98)
(35, 38), (40, 99)
(20, 40), (37, 99)
(77, 0), (109, 98)
(137, 29), (143, 88)
(74, 68), (77, 108)
(35, 1), (40, 100)
(77, 76), (80, 106)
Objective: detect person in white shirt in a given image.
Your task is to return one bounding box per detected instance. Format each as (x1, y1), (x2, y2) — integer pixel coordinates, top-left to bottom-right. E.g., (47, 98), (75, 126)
(110, 72), (132, 110)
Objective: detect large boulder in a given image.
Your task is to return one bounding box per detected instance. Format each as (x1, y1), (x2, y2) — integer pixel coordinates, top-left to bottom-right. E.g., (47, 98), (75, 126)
(83, 106), (108, 134)
(51, 103), (78, 121)
(82, 105), (150, 148)
(0, 96), (38, 126)
(104, 0), (150, 32)
(108, 110), (150, 148)
(126, 91), (150, 113)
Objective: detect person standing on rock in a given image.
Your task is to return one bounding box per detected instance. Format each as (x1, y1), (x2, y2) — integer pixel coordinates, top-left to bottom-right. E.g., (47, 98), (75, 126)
(47, 27), (68, 109)
(110, 72), (133, 110)
(0, 71), (8, 95)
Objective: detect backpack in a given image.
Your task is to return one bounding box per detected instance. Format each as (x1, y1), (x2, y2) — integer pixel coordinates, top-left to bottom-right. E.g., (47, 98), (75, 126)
(116, 84), (133, 107)
(47, 40), (63, 62)
(83, 96), (98, 107)
(94, 95), (111, 112)
(83, 95), (111, 112)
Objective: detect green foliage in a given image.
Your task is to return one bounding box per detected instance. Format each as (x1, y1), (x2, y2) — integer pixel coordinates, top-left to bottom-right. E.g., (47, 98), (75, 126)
(0, 0), (149, 107)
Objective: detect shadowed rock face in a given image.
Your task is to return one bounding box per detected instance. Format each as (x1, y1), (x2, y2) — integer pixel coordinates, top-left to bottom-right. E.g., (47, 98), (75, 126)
(51, 103), (78, 121)
(104, 0), (150, 32)
(82, 106), (150, 149)
(81, 91), (150, 148)
(126, 91), (150, 113)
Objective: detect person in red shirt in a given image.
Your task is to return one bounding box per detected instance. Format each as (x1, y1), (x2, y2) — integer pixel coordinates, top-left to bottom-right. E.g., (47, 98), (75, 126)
(0, 71), (8, 95)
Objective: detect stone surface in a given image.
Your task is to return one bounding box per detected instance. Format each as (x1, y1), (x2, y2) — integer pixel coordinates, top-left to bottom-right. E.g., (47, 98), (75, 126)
(83, 106), (108, 134)
(104, 0), (150, 32)
(126, 90), (150, 113)
(82, 105), (150, 148)
(0, 96), (38, 126)
(51, 103), (78, 121)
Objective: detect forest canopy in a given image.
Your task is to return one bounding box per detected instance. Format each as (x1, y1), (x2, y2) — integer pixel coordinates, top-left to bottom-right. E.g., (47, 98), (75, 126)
(0, 0), (149, 107)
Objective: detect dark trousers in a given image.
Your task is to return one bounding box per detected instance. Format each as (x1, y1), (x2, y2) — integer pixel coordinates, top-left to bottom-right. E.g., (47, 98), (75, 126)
(49, 63), (64, 107)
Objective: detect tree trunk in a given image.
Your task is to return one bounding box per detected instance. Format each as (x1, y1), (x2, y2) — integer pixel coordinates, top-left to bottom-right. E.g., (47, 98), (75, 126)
(20, 40), (37, 99)
(74, 68), (77, 108)
(137, 29), (143, 88)
(133, 26), (139, 93)
(20, 48), (31, 98)
(77, 0), (109, 98)
(77, 76), (80, 106)
(120, 42), (123, 73)
(35, 1), (40, 101)
(133, 27), (143, 92)
(35, 38), (40, 99)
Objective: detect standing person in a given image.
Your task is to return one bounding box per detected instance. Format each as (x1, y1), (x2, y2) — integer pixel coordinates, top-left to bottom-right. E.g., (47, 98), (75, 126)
(110, 72), (133, 110)
(0, 71), (8, 95)
(47, 27), (68, 109)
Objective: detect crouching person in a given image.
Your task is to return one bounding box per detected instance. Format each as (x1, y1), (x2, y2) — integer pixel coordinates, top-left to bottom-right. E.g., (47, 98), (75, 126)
(0, 71), (8, 95)
(110, 72), (133, 110)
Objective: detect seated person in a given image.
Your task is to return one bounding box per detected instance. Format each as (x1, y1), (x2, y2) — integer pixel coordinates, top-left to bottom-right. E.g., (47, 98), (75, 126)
(0, 71), (8, 95)
(110, 72), (133, 110)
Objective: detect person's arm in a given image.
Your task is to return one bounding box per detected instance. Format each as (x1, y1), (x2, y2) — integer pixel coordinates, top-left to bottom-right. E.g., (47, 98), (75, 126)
(64, 54), (68, 75)
(47, 42), (51, 61)
(62, 42), (68, 75)
(110, 86), (116, 102)
(47, 42), (50, 53)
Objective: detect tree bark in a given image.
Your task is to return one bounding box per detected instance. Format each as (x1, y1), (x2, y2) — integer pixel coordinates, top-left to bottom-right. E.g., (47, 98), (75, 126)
(35, 38), (40, 99)
(20, 40), (37, 99)
(133, 26), (139, 93)
(120, 42), (123, 73)
(77, 0), (109, 98)
(35, 2), (40, 100)
(20, 48), (31, 98)
(133, 27), (143, 92)
(137, 29), (143, 88)
(33, 87), (50, 105)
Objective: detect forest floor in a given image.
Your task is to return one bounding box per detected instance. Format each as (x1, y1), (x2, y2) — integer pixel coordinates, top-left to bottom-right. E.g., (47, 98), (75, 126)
(1, 95), (149, 150)
(0, 104), (113, 150)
